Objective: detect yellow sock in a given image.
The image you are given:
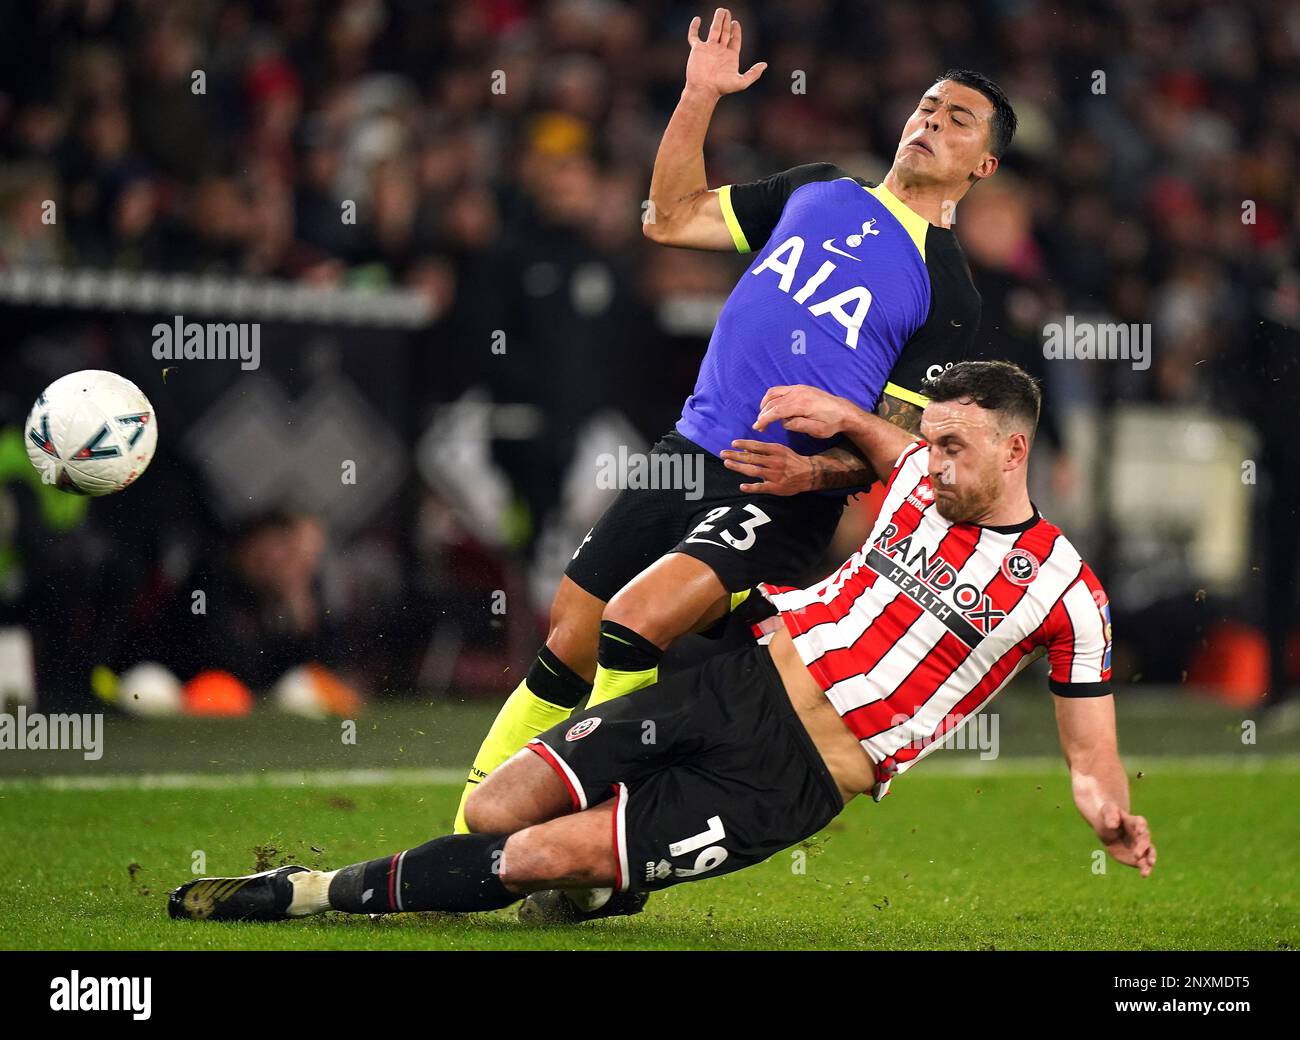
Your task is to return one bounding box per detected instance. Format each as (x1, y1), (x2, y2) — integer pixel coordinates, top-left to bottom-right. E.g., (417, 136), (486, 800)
(587, 662), (659, 707)
(589, 621), (665, 707)
(453, 678), (574, 833)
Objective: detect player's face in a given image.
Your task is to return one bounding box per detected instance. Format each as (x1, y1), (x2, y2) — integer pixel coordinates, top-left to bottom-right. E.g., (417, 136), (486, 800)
(893, 81), (998, 187)
(920, 400), (1004, 523)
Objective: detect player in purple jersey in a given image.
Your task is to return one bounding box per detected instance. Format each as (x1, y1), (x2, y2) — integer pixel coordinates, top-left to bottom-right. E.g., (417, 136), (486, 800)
(453, 8), (1018, 879)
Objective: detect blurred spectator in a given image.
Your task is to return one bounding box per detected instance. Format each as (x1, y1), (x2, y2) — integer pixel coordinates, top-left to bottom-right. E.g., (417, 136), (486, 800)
(0, 0), (1295, 701)
(139, 509), (344, 694)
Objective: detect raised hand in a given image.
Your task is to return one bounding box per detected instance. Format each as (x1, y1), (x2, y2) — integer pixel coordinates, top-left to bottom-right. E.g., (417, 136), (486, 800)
(685, 8), (767, 97)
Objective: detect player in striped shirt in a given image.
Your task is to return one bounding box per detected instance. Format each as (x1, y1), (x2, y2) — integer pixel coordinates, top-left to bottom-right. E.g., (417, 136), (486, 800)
(170, 362), (1155, 927)
(728, 363), (1117, 798)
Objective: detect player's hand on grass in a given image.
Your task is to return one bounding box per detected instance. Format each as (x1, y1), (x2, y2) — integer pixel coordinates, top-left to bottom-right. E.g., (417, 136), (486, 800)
(751, 384), (857, 438)
(1097, 803), (1157, 877)
(685, 8), (766, 98)
(722, 439), (813, 495)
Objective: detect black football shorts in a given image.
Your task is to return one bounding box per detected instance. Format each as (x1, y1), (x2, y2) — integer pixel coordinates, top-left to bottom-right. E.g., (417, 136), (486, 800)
(526, 645), (845, 893)
(564, 430), (846, 600)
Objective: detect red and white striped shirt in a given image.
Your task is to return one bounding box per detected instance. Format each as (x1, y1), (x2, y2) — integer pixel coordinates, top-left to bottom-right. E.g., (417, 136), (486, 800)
(761, 441), (1113, 800)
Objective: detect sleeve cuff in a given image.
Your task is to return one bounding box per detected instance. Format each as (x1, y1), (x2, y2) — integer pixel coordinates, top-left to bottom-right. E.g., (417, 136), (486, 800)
(882, 381), (930, 409)
(717, 185), (752, 254)
(1050, 679), (1112, 698)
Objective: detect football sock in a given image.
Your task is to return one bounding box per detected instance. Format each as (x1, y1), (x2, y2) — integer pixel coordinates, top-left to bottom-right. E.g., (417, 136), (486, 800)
(453, 646), (591, 833)
(324, 834), (517, 914)
(286, 869), (335, 916)
(588, 621), (664, 707)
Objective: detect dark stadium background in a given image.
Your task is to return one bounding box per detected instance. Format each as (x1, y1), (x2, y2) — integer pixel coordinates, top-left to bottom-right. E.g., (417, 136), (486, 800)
(0, 0), (1296, 716)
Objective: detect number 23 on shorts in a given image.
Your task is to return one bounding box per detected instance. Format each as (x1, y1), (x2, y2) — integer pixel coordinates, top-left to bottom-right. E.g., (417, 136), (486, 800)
(685, 504), (772, 551)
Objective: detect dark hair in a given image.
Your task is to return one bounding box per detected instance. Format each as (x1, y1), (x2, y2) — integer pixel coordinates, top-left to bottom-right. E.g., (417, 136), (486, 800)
(922, 360), (1041, 437)
(935, 69), (1017, 157)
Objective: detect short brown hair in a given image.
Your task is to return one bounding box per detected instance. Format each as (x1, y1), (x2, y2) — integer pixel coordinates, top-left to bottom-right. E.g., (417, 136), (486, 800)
(922, 360), (1041, 437)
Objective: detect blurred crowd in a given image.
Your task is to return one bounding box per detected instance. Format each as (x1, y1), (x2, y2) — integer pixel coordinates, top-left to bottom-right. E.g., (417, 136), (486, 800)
(1, 0), (1297, 706)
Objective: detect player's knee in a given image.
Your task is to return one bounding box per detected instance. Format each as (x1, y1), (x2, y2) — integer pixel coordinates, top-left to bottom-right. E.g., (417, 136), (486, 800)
(499, 829), (560, 887)
(461, 785), (497, 834)
(543, 624), (590, 678)
(544, 587), (601, 679)
(467, 749), (573, 834)
(499, 828), (604, 889)
(603, 559), (721, 647)
(601, 585), (660, 642)
(463, 780), (521, 835)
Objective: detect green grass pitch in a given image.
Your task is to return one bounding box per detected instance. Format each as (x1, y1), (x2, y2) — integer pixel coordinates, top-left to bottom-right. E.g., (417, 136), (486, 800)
(3, 762), (1296, 951)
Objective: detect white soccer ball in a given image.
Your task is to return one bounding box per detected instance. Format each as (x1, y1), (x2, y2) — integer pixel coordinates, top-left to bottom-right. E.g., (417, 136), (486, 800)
(24, 370), (158, 496)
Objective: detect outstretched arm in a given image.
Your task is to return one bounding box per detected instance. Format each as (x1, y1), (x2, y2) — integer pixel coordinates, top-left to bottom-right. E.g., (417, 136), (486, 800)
(1054, 694), (1156, 876)
(720, 387), (920, 493)
(643, 8), (767, 250)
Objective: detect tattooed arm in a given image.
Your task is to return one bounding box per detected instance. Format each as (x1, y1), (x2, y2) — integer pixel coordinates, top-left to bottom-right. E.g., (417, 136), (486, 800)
(720, 390), (923, 495)
(873, 393), (925, 436)
(802, 391), (923, 490)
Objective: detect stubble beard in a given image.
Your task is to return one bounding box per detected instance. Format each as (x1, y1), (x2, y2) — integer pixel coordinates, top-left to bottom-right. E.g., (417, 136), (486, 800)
(934, 472), (1000, 524)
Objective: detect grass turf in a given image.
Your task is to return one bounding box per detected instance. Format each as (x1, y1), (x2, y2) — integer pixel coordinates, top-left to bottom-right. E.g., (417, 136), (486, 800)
(3, 763), (1296, 951)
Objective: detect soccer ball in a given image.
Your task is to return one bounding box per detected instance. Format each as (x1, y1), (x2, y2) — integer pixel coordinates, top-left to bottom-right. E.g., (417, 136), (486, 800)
(25, 370), (158, 496)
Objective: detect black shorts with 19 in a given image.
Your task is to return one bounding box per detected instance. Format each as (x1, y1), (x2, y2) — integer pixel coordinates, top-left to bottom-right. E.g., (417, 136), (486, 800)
(526, 645), (845, 893)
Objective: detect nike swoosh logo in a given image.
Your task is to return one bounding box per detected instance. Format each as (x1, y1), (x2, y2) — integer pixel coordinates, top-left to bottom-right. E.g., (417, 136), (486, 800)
(683, 535), (731, 549)
(362, 888), (374, 903)
(822, 239), (861, 261)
